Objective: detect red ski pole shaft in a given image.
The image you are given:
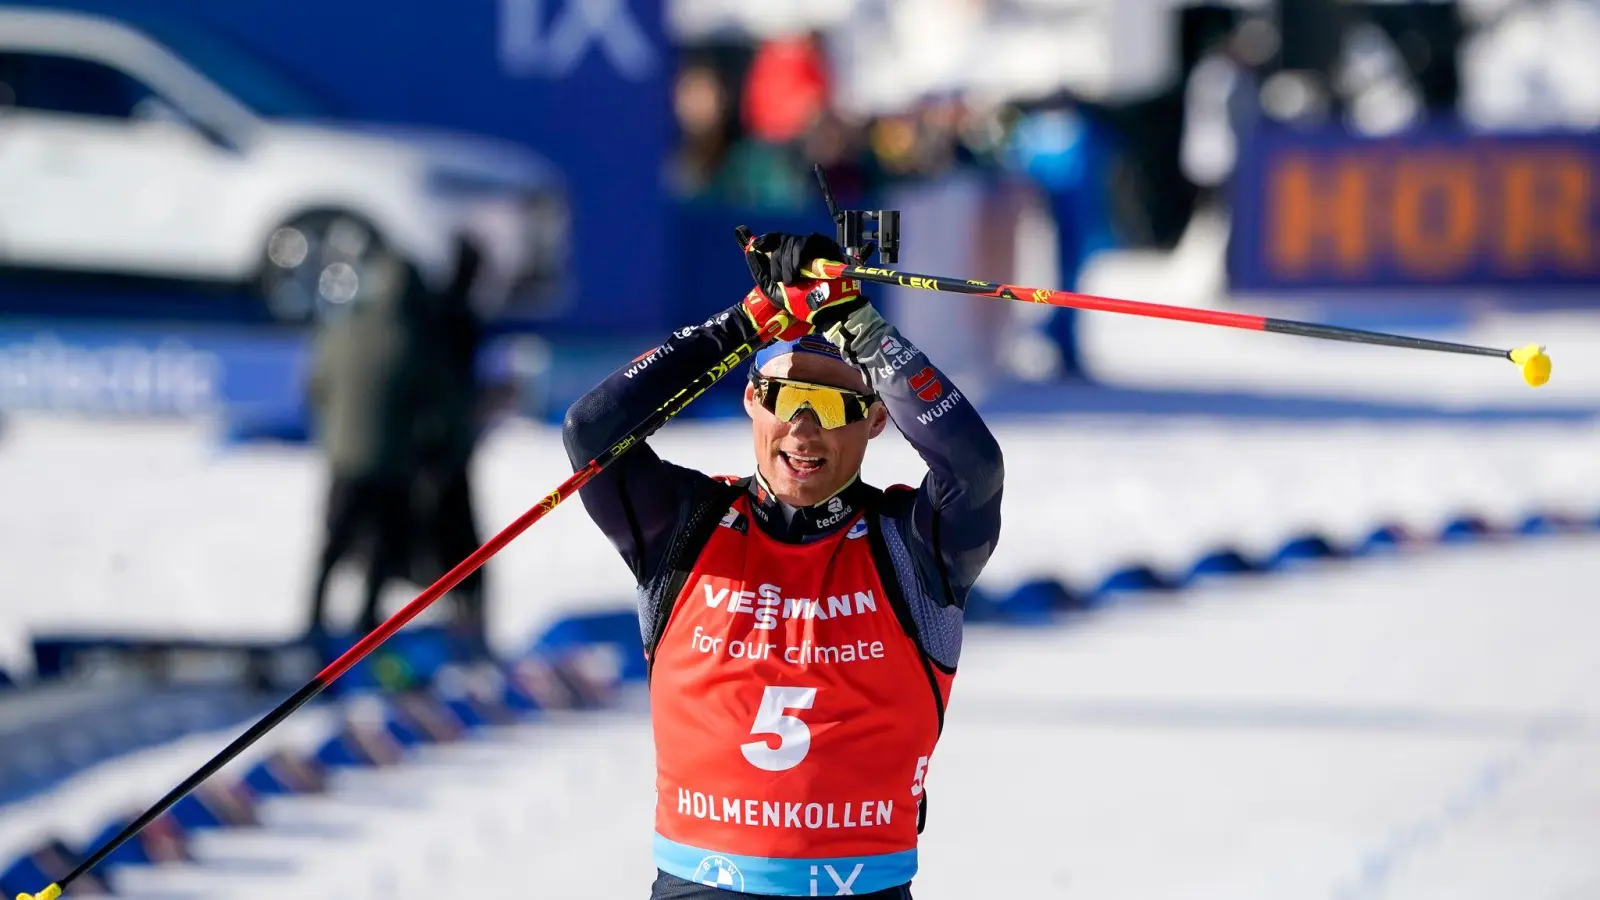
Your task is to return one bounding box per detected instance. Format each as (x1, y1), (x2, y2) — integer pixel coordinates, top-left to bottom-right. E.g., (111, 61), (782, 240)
(821, 262), (1550, 380)
(27, 317), (788, 900)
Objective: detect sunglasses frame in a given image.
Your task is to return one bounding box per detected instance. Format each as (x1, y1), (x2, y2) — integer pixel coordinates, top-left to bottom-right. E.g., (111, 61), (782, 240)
(749, 373), (880, 429)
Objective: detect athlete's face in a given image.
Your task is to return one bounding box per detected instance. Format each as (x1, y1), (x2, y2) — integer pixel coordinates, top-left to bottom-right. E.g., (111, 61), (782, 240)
(745, 352), (888, 508)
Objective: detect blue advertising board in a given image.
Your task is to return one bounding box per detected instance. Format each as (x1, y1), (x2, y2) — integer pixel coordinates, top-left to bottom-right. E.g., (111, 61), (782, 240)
(38, 0), (672, 331)
(0, 319), (307, 422)
(1229, 124), (1600, 294)
(0, 318), (716, 434)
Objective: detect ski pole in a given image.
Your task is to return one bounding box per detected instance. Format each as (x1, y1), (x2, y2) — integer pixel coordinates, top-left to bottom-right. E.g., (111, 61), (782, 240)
(16, 313), (791, 900)
(813, 260), (1551, 387)
(802, 165), (1549, 387)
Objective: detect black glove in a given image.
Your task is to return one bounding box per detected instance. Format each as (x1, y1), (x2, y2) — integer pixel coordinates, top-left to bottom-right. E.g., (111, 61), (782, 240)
(736, 229), (869, 334)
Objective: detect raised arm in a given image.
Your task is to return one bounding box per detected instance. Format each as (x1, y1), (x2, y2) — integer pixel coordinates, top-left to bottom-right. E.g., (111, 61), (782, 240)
(561, 260), (817, 580)
(828, 304), (1004, 605)
(561, 304), (757, 582)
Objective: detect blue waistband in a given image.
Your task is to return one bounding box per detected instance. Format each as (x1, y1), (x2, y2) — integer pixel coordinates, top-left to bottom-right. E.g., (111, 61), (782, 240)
(654, 834), (916, 896)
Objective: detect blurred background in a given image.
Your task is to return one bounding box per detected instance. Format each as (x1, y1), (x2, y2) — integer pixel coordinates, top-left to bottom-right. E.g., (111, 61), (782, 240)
(2, 0), (1599, 896)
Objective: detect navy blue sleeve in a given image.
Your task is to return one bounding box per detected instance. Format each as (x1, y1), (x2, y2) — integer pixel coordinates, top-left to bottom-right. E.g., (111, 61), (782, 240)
(562, 304), (758, 583)
(826, 305), (1004, 607)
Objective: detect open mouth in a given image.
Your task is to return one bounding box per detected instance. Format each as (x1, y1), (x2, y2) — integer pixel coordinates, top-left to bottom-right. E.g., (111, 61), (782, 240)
(778, 451), (826, 479)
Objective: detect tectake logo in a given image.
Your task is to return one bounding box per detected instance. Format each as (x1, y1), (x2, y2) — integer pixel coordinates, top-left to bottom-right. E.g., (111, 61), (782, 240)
(879, 334), (917, 373)
(814, 498), (853, 530)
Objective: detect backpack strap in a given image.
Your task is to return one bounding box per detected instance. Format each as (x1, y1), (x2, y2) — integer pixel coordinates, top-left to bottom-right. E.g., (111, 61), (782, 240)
(643, 476), (750, 678)
(862, 484), (944, 834)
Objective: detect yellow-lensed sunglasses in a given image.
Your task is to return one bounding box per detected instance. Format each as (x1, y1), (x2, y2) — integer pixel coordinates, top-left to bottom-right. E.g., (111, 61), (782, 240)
(750, 374), (878, 429)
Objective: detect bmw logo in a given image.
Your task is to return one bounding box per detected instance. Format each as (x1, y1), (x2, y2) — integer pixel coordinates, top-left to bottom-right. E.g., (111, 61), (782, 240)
(692, 855), (745, 891)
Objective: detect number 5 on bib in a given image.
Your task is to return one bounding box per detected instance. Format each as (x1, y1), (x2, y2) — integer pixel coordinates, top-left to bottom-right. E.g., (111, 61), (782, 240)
(741, 686), (817, 771)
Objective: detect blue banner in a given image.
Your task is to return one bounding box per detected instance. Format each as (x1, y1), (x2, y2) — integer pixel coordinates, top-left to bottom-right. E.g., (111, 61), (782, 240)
(51, 0), (671, 330)
(0, 318), (690, 434)
(0, 319), (306, 422)
(1229, 125), (1600, 293)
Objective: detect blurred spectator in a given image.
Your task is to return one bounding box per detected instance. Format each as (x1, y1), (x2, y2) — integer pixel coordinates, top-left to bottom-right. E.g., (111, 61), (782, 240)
(411, 247), (490, 658)
(305, 257), (419, 642)
(304, 244), (495, 657)
(741, 30), (831, 144)
(666, 8), (1228, 382)
(668, 32), (1019, 210)
(671, 51), (815, 208)
(670, 63), (731, 198)
(1181, 16), (1275, 203)
(1008, 99), (1120, 378)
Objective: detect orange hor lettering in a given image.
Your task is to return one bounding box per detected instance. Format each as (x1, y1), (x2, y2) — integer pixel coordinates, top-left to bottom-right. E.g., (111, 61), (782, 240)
(1500, 151), (1593, 274)
(1269, 154), (1372, 277)
(1391, 157), (1478, 278)
(1265, 143), (1599, 282)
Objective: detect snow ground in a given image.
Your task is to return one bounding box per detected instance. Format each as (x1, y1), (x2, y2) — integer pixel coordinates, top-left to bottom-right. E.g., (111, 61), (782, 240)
(921, 536), (1600, 899)
(15, 535), (1595, 900)
(1, 412), (1598, 678)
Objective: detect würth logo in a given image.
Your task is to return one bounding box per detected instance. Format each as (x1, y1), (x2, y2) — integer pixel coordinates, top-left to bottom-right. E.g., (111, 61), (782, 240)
(624, 344), (672, 378)
(909, 367), (943, 402)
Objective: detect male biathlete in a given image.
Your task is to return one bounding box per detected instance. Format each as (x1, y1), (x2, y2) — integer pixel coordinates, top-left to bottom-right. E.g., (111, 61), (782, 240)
(563, 231), (1004, 898)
